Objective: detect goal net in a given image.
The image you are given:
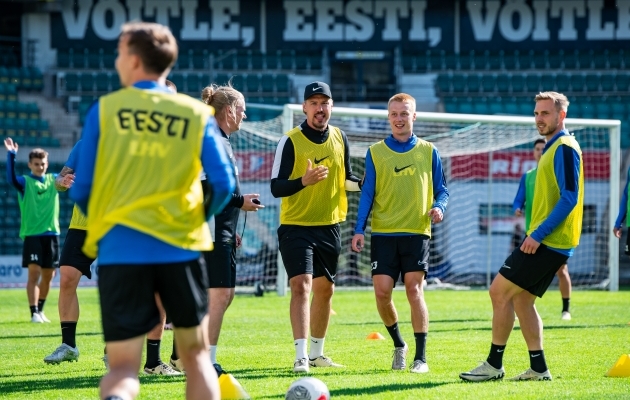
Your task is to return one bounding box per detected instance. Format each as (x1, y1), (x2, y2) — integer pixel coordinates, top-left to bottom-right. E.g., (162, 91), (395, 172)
(232, 104), (621, 293)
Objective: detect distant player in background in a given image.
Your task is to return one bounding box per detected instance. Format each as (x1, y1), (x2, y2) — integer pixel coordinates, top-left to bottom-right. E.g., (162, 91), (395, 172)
(5, 138), (68, 323)
(70, 22), (235, 400)
(513, 138), (573, 321)
(351, 93), (449, 374)
(613, 165), (630, 256)
(271, 81), (363, 373)
(461, 91), (583, 382)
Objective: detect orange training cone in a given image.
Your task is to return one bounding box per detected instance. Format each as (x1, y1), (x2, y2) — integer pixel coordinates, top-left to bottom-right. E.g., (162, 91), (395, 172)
(606, 354), (630, 377)
(366, 332), (385, 340)
(219, 373), (251, 399)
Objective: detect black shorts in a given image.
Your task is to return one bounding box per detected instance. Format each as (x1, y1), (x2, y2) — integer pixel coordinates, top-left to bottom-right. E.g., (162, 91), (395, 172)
(499, 243), (569, 298)
(98, 259), (208, 342)
(204, 241), (237, 288)
(22, 235), (59, 269)
(59, 229), (95, 279)
(625, 231), (630, 255)
(371, 235), (430, 285)
(278, 224), (341, 283)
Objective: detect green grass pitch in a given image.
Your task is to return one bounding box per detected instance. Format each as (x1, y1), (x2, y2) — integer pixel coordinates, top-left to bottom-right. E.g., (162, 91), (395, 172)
(0, 288), (629, 399)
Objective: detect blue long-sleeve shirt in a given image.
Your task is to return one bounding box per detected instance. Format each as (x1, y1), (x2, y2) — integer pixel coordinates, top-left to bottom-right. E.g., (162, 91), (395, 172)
(529, 130), (581, 257)
(512, 173), (526, 213)
(614, 167), (630, 229)
(70, 80), (235, 265)
(354, 134), (449, 235)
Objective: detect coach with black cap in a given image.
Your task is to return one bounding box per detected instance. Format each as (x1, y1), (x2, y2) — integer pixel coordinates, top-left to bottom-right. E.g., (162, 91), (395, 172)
(270, 81), (363, 373)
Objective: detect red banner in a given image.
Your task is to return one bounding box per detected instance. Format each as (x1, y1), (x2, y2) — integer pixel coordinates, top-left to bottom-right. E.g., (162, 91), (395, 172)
(450, 151), (610, 180)
(235, 151), (275, 181)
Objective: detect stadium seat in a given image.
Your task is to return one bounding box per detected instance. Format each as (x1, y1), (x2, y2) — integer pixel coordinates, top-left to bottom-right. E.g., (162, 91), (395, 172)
(95, 72), (109, 92)
(245, 74), (261, 93)
(466, 74), (481, 93)
(275, 74), (290, 93)
(540, 74), (555, 91)
(20, 68), (32, 91)
(451, 74), (465, 92)
(29, 67), (43, 91)
(214, 73), (231, 86)
(38, 120), (50, 136)
(436, 74), (451, 93)
(610, 102), (625, 120)
(584, 73), (600, 92)
(563, 50), (579, 69)
(615, 74), (629, 91)
(525, 73), (540, 92)
(503, 50), (517, 70)
(442, 97), (458, 113)
(57, 49), (70, 68)
(65, 72), (79, 92)
(555, 74), (570, 92)
(0, 100), (5, 119)
(504, 101), (519, 115)
(480, 74), (496, 93)
(510, 73), (525, 93)
(192, 49), (209, 69)
(236, 51), (250, 70)
(8, 67), (21, 87)
(459, 51), (473, 71)
(69, 48), (86, 69)
(427, 50), (443, 71)
(79, 72), (95, 92)
(443, 52), (458, 70)
(185, 73), (203, 94)
(458, 99), (474, 114)
(576, 50), (593, 69)
(26, 119), (39, 136)
(608, 50), (622, 69)
(231, 75), (245, 91)
(600, 73), (615, 92)
(488, 99), (503, 115)
(250, 50), (264, 70)
(518, 102), (533, 116)
(472, 99), (489, 114)
(87, 49), (101, 69)
(496, 74), (510, 92)
(168, 74), (185, 92)
(260, 74), (274, 92)
(176, 49), (192, 70)
(592, 51), (608, 69)
(102, 49), (116, 68)
(4, 118), (16, 137)
(546, 50), (564, 69)
(16, 102), (29, 120)
(487, 51), (501, 70)
(5, 101), (17, 119)
(594, 102), (611, 119)
(570, 73), (585, 92)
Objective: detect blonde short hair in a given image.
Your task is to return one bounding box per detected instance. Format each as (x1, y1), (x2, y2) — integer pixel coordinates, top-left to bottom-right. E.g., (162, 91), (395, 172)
(535, 91), (570, 112)
(388, 93), (416, 112)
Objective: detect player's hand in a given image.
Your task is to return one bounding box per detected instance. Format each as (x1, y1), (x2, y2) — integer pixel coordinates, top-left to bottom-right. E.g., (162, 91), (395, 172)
(235, 233), (242, 248)
(351, 234), (364, 252)
(613, 227), (622, 239)
(57, 173), (75, 189)
(520, 236), (540, 254)
(428, 207), (443, 224)
(301, 159), (328, 186)
(241, 194), (264, 212)
(4, 137), (18, 152)
(515, 208), (523, 217)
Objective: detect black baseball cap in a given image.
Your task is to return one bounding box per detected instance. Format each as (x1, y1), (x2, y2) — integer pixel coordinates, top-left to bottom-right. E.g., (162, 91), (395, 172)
(304, 81), (332, 101)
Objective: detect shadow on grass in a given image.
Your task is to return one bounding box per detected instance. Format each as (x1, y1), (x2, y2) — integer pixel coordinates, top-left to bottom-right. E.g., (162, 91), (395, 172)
(337, 318), (488, 326)
(431, 323), (625, 333)
(256, 381), (451, 399)
(0, 331), (102, 340)
(1, 372), (186, 395)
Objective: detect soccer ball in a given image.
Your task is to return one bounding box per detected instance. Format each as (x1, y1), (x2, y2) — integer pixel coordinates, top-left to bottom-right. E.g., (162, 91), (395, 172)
(285, 377), (330, 400)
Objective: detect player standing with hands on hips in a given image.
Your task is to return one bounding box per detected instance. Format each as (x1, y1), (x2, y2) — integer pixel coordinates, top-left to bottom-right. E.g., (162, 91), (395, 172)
(460, 91), (583, 382)
(352, 93), (449, 374)
(271, 81), (363, 373)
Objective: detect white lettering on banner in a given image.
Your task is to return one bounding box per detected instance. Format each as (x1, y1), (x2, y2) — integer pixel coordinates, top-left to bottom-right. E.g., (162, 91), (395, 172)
(345, 0), (374, 42)
(315, 1), (343, 41)
(281, 0), (441, 45)
(144, 0), (181, 28)
(92, 0), (127, 40)
(466, 0), (629, 42)
(531, 0), (550, 40)
(615, 0), (630, 39)
(61, 0), (91, 39)
(283, 1), (313, 40)
(498, 0), (533, 42)
(181, 0), (209, 39)
(550, 1), (585, 40)
(210, 1), (239, 40)
(586, 0), (614, 40)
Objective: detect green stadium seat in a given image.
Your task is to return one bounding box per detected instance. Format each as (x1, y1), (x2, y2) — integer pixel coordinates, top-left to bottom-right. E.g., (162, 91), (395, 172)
(260, 74), (274, 92)
(487, 51), (501, 70)
(496, 74), (510, 92)
(443, 97), (458, 113)
(276, 74), (290, 93)
(563, 50), (579, 69)
(65, 72), (79, 92)
(38, 120), (50, 136)
(546, 50), (564, 69)
(608, 50), (622, 69)
(176, 49), (192, 69)
(466, 73), (481, 93)
(443, 52), (457, 70)
(245, 74), (260, 93)
(459, 51), (473, 70)
(70, 48), (87, 69)
(29, 67), (43, 91)
(503, 50), (517, 70)
(192, 49), (209, 69)
(610, 102), (625, 120)
(504, 101), (519, 115)
(278, 50), (295, 70)
(570, 73), (585, 92)
(481, 74), (496, 93)
(584, 73), (600, 92)
(87, 49), (101, 69)
(436, 74), (451, 93)
(168, 74), (185, 92)
(580, 103), (596, 119)
(525, 73), (540, 92)
(451, 74), (465, 92)
(231, 75), (245, 92)
(600, 73), (615, 92)
(4, 118), (16, 137)
(102, 49), (116, 69)
(425, 50), (441, 71)
(593, 51), (607, 69)
(15, 119), (28, 137)
(214, 73), (230, 86)
(510, 73), (525, 93)
(577, 50), (593, 69)
(8, 67), (21, 87)
(185, 73), (203, 94)
(26, 119), (38, 136)
(594, 102), (611, 119)
(540, 74), (554, 91)
(5, 101), (17, 119)
(16, 102), (29, 120)
(458, 100), (474, 114)
(95, 72), (109, 92)
(615, 74), (629, 91)
(79, 72), (95, 92)
(472, 99), (489, 114)
(309, 54), (322, 70)
(0, 100), (5, 119)
(555, 74), (570, 91)
(488, 99), (503, 115)
(236, 51), (250, 70)
(20, 68), (32, 91)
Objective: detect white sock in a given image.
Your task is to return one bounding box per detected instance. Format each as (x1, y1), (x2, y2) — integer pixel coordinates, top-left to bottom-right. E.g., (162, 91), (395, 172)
(294, 339), (308, 361)
(309, 336), (325, 360)
(209, 345), (217, 364)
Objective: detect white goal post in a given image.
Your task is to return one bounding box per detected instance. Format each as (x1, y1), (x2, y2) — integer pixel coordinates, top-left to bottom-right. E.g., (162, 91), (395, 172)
(235, 104), (621, 295)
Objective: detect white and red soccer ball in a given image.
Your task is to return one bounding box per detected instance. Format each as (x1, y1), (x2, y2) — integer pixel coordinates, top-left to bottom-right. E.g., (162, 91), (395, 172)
(285, 377), (330, 400)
